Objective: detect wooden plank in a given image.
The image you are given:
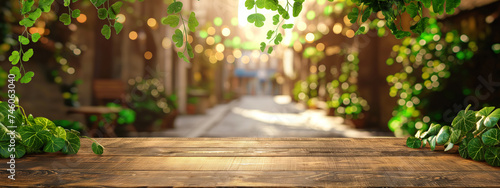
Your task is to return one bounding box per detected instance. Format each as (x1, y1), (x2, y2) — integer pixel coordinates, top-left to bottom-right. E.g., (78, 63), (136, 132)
(3, 170), (500, 187)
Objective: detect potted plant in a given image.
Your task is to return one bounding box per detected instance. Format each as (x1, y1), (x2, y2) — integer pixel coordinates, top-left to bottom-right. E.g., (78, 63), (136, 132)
(333, 92), (370, 128)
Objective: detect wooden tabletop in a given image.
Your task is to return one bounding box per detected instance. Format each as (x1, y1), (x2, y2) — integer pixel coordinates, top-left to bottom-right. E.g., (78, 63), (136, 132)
(2, 138), (500, 187)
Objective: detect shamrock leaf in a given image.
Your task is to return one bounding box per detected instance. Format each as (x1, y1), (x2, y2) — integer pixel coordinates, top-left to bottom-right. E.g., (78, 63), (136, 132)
(72, 9), (81, 18)
(101, 24), (111, 39)
(266, 30), (274, 39)
(245, 0), (255, 10)
(32, 33), (41, 43)
(59, 13), (71, 25)
(20, 71), (35, 84)
(247, 13), (266, 27)
(98, 8), (108, 20)
(177, 52), (189, 63)
(188, 12), (199, 32)
(274, 33), (282, 45)
(260, 42), (266, 52)
(9, 51), (20, 65)
(161, 15), (180, 27)
(22, 48), (34, 62)
(267, 46), (273, 54)
(347, 7), (359, 24)
(114, 22), (123, 34)
(167, 1), (183, 14)
(108, 2), (123, 19)
(273, 14), (280, 25)
(172, 29), (184, 48)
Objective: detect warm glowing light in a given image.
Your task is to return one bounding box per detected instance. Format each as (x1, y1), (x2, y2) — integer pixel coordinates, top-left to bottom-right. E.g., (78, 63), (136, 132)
(316, 43), (325, 51)
(209, 56), (217, 64)
(162, 38), (172, 49)
(305, 33), (315, 43)
(215, 52), (224, 61)
(233, 49), (242, 58)
(206, 36), (215, 45)
(29, 27), (44, 35)
(377, 11), (385, 19)
(241, 56), (250, 64)
(333, 23), (342, 34)
(144, 51), (153, 60)
(343, 15), (352, 26)
(129, 31), (138, 40)
(222, 27), (231, 37)
(326, 46), (340, 56)
(317, 23), (329, 35)
(297, 21), (307, 31)
(260, 54), (269, 62)
(227, 55), (235, 63)
(207, 27), (216, 35)
(310, 65), (317, 73)
(187, 35), (193, 43)
(251, 50), (260, 59)
(68, 24), (77, 31)
(216, 43), (225, 52)
(76, 14), (87, 23)
(67, 67), (75, 74)
(147, 18), (157, 27)
(116, 14), (126, 23)
(346, 29), (355, 38)
(293, 41), (303, 52)
(205, 49), (213, 57)
(195, 44), (204, 53)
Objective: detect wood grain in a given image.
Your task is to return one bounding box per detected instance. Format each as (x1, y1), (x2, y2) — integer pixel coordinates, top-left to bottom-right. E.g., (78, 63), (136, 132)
(1, 138), (499, 187)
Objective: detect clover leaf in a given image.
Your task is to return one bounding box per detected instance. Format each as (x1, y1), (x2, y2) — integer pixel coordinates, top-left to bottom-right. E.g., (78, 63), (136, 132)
(167, 1), (183, 14)
(172, 29), (184, 48)
(188, 12), (199, 32)
(247, 13), (266, 27)
(101, 24), (111, 39)
(162, 15), (179, 27)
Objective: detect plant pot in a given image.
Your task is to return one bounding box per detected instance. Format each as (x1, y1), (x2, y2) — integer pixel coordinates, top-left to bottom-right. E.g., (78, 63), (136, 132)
(186, 104), (196, 114)
(161, 110), (178, 130)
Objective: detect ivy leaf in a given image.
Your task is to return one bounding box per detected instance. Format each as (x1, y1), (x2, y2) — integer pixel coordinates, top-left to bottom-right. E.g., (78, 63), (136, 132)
(101, 24), (111, 39)
(406, 137), (422, 149)
(247, 13), (266, 27)
(482, 128), (500, 146)
(94, 0), (106, 7)
(282, 24), (294, 29)
(108, 2), (123, 19)
(92, 142), (104, 155)
(406, 2), (419, 18)
(186, 43), (194, 58)
(31, 33), (41, 43)
(347, 7), (359, 24)
(361, 7), (371, 22)
(167, 1), (183, 14)
(43, 135), (65, 153)
(468, 137), (485, 161)
(432, 0), (444, 14)
(188, 12), (199, 33)
(59, 13), (71, 25)
(20, 71), (35, 84)
(245, 0), (255, 10)
(410, 17), (429, 35)
(61, 129), (80, 154)
(484, 109), (500, 128)
(177, 52), (189, 63)
(22, 48), (34, 62)
(449, 128), (461, 144)
(98, 8), (108, 20)
(55, 127), (66, 139)
(114, 22), (123, 34)
(444, 143), (454, 152)
(267, 46), (273, 54)
(22, 0), (35, 14)
(274, 33), (282, 45)
(38, 0), (54, 12)
(0, 124), (10, 142)
(34, 117), (56, 130)
(355, 26), (366, 35)
(459, 138), (469, 159)
(172, 29), (184, 48)
(273, 14), (280, 25)
(485, 147), (500, 167)
(19, 36), (30, 45)
(446, 0), (461, 15)
(266, 30), (274, 39)
(0, 142), (26, 159)
(452, 105), (476, 133)
(436, 126), (451, 145)
(293, 1), (303, 17)
(427, 123), (442, 136)
(429, 135), (437, 150)
(260, 42), (266, 52)
(476, 107), (495, 129)
(161, 15), (180, 27)
(9, 67), (21, 82)
(19, 124), (51, 149)
(8, 51), (20, 65)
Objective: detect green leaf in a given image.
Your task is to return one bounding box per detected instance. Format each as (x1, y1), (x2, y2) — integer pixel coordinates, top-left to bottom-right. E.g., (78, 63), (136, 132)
(108, 2), (123, 19)
(43, 135), (65, 153)
(161, 15), (180, 27)
(72, 9), (81, 18)
(267, 46), (273, 54)
(406, 2), (419, 18)
(9, 67), (21, 82)
(92, 142), (104, 155)
(347, 7), (359, 24)
(19, 36), (30, 45)
(484, 109), (500, 128)
(421, 0), (431, 8)
(31, 33), (41, 43)
(446, 0), (461, 15)
(28, 8), (42, 20)
(436, 126), (451, 145)
(38, 0), (54, 12)
(59, 13), (71, 25)
(23, 48), (34, 62)
(452, 106), (476, 133)
(432, 0), (444, 14)
(410, 17), (429, 35)
(247, 13), (266, 27)
(468, 137), (485, 161)
(273, 14), (280, 25)
(245, 0), (255, 10)
(0, 142), (26, 158)
(188, 12), (199, 33)
(274, 33), (282, 45)
(293, 1), (303, 17)
(255, 0), (265, 8)
(427, 123), (442, 136)
(406, 137), (422, 149)
(34, 117), (56, 130)
(260, 42), (266, 52)
(22, 0), (35, 14)
(55, 127), (66, 139)
(19, 18), (35, 27)
(355, 26), (366, 35)
(61, 130), (80, 154)
(444, 143), (454, 152)
(459, 139), (469, 159)
(172, 29), (184, 48)
(266, 0), (279, 11)
(450, 129), (461, 144)
(177, 52), (189, 63)
(186, 43), (194, 58)
(64, 0), (70, 6)
(429, 135), (437, 150)
(101, 24), (111, 40)
(114, 22), (123, 34)
(94, 0), (106, 7)
(167, 1), (183, 14)
(0, 124), (11, 142)
(482, 128), (500, 146)
(361, 7), (371, 22)
(282, 24), (294, 29)
(277, 6), (289, 19)
(9, 51), (20, 65)
(20, 71), (35, 84)
(19, 124), (51, 149)
(266, 30), (274, 39)
(485, 147), (500, 167)
(98, 8), (108, 20)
